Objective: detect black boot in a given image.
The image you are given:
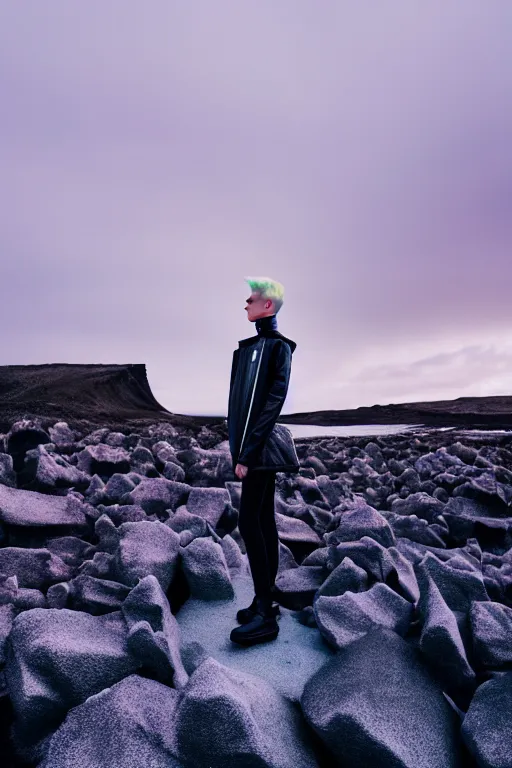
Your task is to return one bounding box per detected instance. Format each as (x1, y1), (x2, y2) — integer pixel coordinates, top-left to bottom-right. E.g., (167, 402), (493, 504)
(236, 593), (280, 624)
(230, 595), (279, 646)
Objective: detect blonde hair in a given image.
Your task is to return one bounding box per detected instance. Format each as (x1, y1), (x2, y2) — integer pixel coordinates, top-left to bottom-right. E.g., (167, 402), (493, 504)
(244, 276), (285, 314)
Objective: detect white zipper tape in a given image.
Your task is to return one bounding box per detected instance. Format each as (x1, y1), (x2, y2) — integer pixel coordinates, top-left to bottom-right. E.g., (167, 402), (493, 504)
(239, 337), (266, 458)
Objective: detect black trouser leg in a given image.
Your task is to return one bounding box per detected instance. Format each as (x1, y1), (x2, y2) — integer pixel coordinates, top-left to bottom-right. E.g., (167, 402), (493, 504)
(238, 470), (278, 600)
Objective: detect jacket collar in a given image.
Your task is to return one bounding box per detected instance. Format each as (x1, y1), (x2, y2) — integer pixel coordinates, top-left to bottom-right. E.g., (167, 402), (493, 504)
(255, 314), (278, 335)
(238, 313), (297, 353)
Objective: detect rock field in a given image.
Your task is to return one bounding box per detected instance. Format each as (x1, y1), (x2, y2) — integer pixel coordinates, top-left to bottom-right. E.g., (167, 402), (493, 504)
(0, 417), (511, 767)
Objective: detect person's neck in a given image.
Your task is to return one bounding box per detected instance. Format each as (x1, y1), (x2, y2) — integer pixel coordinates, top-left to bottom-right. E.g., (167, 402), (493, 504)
(255, 314), (278, 335)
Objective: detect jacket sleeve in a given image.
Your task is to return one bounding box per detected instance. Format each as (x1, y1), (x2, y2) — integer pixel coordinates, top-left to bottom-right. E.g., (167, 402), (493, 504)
(237, 340), (292, 467)
(227, 350), (239, 429)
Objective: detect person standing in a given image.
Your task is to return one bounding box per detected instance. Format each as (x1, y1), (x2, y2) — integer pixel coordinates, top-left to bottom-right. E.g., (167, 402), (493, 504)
(227, 276), (299, 647)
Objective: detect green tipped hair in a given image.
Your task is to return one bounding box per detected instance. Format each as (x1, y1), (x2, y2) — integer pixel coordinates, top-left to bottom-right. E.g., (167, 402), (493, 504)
(244, 276), (285, 314)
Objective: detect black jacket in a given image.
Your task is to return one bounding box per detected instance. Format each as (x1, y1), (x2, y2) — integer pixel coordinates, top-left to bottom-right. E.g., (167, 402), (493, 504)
(227, 327), (300, 474)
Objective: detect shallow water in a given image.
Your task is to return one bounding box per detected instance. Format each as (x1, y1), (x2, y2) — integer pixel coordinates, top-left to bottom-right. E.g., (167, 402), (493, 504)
(284, 423), (512, 440)
(284, 423), (425, 439)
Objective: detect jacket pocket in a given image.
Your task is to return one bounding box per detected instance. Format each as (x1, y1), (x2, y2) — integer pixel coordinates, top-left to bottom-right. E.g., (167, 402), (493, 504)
(250, 423), (300, 472)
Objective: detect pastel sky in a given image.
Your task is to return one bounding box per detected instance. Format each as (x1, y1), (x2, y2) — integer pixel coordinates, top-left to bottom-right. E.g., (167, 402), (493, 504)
(1, 2), (511, 417)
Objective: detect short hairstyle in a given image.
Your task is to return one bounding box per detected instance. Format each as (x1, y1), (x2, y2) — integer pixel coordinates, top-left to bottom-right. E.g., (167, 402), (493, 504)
(244, 276), (285, 314)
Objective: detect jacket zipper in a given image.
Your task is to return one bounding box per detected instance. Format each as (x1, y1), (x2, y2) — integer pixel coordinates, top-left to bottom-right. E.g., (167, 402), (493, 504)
(238, 337), (266, 459)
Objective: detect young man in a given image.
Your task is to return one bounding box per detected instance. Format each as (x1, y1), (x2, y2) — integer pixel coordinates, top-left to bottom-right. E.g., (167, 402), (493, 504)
(227, 276), (300, 646)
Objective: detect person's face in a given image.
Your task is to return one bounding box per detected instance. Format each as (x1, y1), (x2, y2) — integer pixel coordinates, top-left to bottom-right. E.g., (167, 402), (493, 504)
(245, 291), (273, 322)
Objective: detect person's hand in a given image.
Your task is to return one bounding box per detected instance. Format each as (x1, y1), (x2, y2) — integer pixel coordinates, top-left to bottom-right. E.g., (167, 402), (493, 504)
(235, 463), (248, 480)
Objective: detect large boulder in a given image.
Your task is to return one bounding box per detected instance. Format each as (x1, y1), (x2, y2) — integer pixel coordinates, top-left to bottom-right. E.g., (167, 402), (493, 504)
(4, 607), (139, 747)
(461, 672), (512, 768)
(180, 537), (234, 600)
(121, 575), (189, 688)
(112, 520), (181, 591)
(325, 502), (396, 548)
(313, 582), (413, 651)
(39, 675), (184, 768)
(301, 626), (468, 767)
(175, 655), (319, 767)
(0, 485), (87, 528)
(0, 548), (72, 589)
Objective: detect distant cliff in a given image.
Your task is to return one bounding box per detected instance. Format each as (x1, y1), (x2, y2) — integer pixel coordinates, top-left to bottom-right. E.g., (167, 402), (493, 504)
(0, 363), (220, 434)
(277, 395), (512, 429)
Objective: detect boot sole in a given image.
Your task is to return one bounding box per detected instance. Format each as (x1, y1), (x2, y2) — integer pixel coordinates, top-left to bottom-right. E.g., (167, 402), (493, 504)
(230, 627), (279, 646)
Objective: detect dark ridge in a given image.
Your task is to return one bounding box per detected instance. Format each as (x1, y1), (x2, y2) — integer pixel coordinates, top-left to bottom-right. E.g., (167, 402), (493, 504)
(0, 363), (224, 434)
(274, 395), (512, 429)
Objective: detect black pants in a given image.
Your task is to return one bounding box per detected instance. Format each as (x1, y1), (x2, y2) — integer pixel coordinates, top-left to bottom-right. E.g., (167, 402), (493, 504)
(238, 470), (278, 600)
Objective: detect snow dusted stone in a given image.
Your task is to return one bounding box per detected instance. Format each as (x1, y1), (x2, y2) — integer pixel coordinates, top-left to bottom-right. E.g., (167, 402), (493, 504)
(415, 553), (477, 697)
(77, 551), (116, 580)
(122, 574), (189, 689)
(76, 443), (131, 475)
(45, 581), (72, 608)
(327, 537), (420, 604)
(15, 587), (47, 610)
(123, 477), (189, 516)
(22, 444), (90, 489)
(39, 674), (184, 768)
(395, 537), (480, 570)
(414, 550), (489, 613)
(4, 608), (139, 746)
(67, 574), (131, 615)
(83, 474), (106, 506)
(276, 540), (300, 574)
(302, 546), (329, 567)
(218, 532), (245, 573)
(48, 421), (77, 448)
(182, 485), (231, 528)
(180, 537), (234, 600)
(461, 672), (512, 768)
(1, 573), (46, 611)
(275, 565), (326, 610)
(414, 448), (465, 479)
(314, 556), (369, 601)
(469, 601), (512, 668)
(75, 427), (110, 448)
(391, 492), (447, 523)
(301, 626), (467, 767)
(0, 547), (72, 589)
(6, 419), (51, 471)
(0, 573), (18, 605)
(397, 466), (422, 492)
(275, 511), (322, 544)
(94, 513), (120, 553)
(0, 452), (16, 487)
(0, 603), (16, 664)
(103, 472), (138, 502)
(442, 497), (512, 551)
(165, 507), (210, 538)
(386, 512), (447, 547)
(314, 582), (413, 651)
(174, 656), (319, 768)
(452, 473), (512, 509)
(447, 441), (478, 465)
(324, 501), (396, 548)
(95, 502), (147, 526)
(112, 520), (181, 591)
(46, 536), (95, 567)
(0, 484), (87, 528)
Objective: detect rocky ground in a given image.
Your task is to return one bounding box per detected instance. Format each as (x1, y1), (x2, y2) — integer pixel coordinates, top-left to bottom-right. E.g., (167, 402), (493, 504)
(0, 415), (510, 767)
